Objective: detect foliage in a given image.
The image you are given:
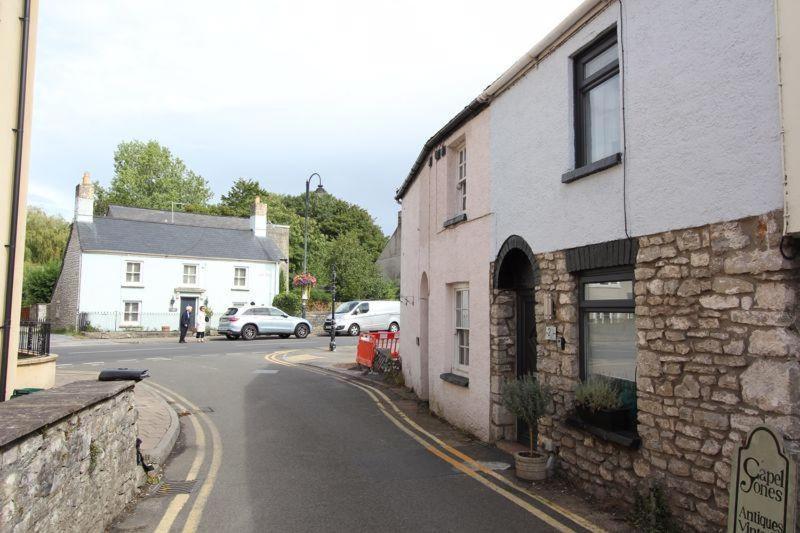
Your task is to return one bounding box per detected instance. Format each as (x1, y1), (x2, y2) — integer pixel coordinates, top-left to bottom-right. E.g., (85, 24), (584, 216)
(574, 375), (623, 412)
(501, 375), (552, 453)
(22, 261), (61, 306)
(323, 232), (397, 302)
(631, 483), (678, 533)
(24, 208), (70, 264)
(293, 273), (317, 287)
(372, 348), (403, 386)
(94, 140), (212, 214)
(272, 292), (301, 316)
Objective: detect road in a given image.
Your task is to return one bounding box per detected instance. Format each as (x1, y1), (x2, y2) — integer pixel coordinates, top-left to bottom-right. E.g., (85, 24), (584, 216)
(54, 335), (601, 533)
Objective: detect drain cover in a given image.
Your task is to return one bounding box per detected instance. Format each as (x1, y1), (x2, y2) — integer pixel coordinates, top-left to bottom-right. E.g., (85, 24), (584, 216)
(154, 480), (197, 496)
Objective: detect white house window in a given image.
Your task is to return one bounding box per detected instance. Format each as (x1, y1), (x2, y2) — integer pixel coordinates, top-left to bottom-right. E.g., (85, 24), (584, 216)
(125, 261), (141, 284)
(183, 264), (198, 285)
(123, 301), (140, 324)
(454, 286), (469, 371)
(234, 267), (248, 287)
(457, 146), (467, 213)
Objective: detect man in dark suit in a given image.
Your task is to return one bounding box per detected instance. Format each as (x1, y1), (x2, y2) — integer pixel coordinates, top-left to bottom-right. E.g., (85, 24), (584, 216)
(179, 305), (192, 343)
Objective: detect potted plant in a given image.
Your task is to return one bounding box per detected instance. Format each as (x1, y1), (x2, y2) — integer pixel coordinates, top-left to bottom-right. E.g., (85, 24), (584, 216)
(573, 375), (629, 430)
(501, 374), (552, 481)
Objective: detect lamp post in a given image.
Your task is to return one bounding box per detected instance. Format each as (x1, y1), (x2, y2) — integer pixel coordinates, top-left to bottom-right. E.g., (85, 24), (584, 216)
(329, 263), (337, 352)
(302, 173), (326, 318)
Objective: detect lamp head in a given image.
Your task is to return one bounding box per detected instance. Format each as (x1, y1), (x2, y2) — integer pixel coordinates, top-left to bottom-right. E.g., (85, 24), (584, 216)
(314, 184), (327, 195)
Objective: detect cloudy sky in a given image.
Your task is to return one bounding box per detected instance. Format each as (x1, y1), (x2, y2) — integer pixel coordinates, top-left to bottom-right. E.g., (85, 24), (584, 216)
(28, 0), (582, 233)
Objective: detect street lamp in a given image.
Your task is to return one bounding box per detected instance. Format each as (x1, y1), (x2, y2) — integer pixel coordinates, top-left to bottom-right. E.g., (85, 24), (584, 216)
(302, 172), (326, 318)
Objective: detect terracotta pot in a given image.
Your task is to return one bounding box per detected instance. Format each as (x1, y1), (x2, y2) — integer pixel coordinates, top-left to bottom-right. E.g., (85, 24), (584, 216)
(514, 450), (548, 481)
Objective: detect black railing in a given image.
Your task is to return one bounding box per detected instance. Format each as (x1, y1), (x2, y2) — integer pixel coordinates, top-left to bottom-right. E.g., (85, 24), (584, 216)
(19, 320), (51, 357)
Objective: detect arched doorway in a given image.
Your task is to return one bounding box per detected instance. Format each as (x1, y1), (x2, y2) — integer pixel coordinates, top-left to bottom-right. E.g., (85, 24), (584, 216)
(418, 272), (430, 400)
(491, 236), (538, 444)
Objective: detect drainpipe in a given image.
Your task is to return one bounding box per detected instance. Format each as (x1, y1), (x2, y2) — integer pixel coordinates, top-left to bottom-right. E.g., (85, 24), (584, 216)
(1, 0), (33, 401)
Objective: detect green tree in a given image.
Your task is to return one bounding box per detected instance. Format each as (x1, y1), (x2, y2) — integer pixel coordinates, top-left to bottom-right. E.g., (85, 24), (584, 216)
(22, 261), (61, 306)
(24, 208), (70, 264)
(322, 232), (396, 302)
(99, 140), (212, 213)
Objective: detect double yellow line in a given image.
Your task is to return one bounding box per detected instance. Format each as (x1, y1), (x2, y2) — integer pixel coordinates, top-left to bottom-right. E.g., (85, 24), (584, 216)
(266, 352), (605, 533)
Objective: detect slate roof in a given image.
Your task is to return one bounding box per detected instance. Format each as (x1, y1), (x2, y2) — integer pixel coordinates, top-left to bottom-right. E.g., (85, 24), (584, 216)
(77, 216), (284, 262)
(107, 205), (251, 230)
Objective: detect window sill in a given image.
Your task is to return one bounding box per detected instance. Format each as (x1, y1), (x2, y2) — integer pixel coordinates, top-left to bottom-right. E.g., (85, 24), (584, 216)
(443, 213), (467, 229)
(121, 284), (144, 288)
(565, 415), (640, 449)
(440, 372), (469, 387)
(231, 287), (250, 291)
(561, 152), (622, 183)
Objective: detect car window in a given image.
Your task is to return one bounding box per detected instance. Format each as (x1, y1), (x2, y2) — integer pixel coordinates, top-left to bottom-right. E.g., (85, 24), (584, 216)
(357, 303), (369, 314)
(243, 308), (256, 315)
(335, 301), (358, 314)
(270, 308), (287, 316)
(225, 307), (238, 316)
(254, 308), (271, 315)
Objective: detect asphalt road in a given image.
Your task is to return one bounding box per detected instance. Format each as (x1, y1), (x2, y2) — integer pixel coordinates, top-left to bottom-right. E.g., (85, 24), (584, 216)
(54, 335), (595, 533)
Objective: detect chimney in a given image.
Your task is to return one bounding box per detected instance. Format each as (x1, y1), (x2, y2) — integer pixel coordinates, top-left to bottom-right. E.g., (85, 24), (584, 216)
(250, 196), (267, 237)
(75, 172), (94, 222)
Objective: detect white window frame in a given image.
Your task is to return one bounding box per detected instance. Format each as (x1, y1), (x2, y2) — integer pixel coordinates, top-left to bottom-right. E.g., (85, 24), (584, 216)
(183, 264), (198, 286)
(457, 145), (467, 214)
(233, 266), (248, 289)
(122, 301), (141, 325)
(453, 284), (469, 374)
(124, 261), (142, 285)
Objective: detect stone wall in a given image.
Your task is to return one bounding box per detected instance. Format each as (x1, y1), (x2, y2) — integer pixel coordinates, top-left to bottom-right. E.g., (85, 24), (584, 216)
(489, 284), (518, 441)
(48, 224), (81, 330)
(1, 381), (141, 532)
(529, 210), (799, 531)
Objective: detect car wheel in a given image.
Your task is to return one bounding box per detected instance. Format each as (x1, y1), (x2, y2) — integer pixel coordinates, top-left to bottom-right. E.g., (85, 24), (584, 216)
(279, 334), (290, 339)
(294, 324), (310, 339)
(241, 324), (257, 341)
(348, 323), (360, 336)
(388, 322), (399, 333)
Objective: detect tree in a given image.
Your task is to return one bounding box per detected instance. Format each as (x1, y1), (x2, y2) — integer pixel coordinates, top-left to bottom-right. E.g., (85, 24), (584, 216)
(22, 261), (61, 306)
(24, 208), (70, 264)
(322, 232), (397, 302)
(98, 140), (212, 213)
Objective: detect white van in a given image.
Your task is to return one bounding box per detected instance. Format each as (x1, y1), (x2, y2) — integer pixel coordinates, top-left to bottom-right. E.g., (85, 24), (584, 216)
(323, 300), (400, 336)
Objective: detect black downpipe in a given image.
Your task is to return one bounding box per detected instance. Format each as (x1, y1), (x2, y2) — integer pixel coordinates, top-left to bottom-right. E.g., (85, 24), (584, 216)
(1, 0), (32, 401)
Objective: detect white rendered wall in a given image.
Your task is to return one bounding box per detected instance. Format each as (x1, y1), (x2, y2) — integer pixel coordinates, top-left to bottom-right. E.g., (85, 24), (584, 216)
(491, 0), (782, 255)
(78, 253), (278, 330)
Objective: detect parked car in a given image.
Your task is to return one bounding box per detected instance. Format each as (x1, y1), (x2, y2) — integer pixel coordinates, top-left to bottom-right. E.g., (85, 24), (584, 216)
(323, 300), (400, 336)
(218, 306), (312, 340)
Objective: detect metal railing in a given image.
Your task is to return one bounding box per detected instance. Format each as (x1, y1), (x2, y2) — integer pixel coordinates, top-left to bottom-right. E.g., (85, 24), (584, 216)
(19, 320), (51, 357)
(78, 311), (220, 332)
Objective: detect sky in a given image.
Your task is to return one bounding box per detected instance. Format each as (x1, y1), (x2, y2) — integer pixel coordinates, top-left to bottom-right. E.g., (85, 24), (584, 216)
(28, 0), (583, 234)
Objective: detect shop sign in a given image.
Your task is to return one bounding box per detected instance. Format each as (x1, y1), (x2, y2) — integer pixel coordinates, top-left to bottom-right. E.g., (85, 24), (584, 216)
(728, 426), (796, 533)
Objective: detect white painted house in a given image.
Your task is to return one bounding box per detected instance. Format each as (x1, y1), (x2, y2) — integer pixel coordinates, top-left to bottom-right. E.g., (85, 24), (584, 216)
(49, 174), (289, 331)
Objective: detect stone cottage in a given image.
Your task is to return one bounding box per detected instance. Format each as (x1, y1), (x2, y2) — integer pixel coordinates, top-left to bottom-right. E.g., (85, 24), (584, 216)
(397, 0), (800, 529)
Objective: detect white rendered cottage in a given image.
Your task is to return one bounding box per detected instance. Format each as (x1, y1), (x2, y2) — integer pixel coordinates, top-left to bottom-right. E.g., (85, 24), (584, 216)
(49, 174), (289, 332)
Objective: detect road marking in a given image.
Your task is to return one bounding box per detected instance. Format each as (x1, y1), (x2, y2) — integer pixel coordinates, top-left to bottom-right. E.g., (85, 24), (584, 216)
(56, 363), (72, 367)
(69, 346), (184, 355)
(253, 369), (279, 374)
(118, 359), (139, 362)
(266, 352), (604, 533)
(146, 357), (173, 361)
(285, 354), (322, 362)
(145, 380), (223, 533)
(83, 361), (105, 366)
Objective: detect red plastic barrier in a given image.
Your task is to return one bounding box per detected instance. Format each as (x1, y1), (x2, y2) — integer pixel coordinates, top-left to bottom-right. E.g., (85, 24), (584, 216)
(356, 331), (399, 368)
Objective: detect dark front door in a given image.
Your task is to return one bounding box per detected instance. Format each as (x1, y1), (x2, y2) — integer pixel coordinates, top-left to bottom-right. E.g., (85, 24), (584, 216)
(180, 296), (197, 327)
(516, 291), (537, 445)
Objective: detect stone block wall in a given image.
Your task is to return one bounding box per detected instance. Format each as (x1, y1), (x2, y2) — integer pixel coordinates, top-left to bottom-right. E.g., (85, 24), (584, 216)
(48, 224), (81, 330)
(1, 381), (141, 532)
(530, 210), (799, 531)
(489, 286), (518, 441)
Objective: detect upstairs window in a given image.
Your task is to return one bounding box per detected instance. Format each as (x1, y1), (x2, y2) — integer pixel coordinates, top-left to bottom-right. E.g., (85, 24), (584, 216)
(125, 261), (141, 283)
(574, 28), (621, 168)
(234, 267), (247, 287)
(457, 146), (467, 213)
(183, 264), (198, 285)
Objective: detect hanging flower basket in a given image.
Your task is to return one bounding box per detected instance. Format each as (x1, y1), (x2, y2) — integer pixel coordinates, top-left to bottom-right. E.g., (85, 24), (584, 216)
(292, 273), (317, 288)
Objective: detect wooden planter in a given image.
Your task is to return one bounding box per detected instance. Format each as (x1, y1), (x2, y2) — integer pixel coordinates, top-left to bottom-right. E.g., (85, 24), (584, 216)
(514, 450), (548, 481)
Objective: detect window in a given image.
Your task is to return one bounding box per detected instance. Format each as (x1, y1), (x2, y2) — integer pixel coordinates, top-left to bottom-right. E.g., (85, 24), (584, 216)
(183, 264), (198, 285)
(457, 146), (467, 213)
(579, 268), (635, 383)
(573, 28), (621, 168)
(123, 301), (140, 324)
(356, 303), (369, 314)
(125, 262), (141, 284)
(234, 267), (247, 287)
(454, 286), (469, 370)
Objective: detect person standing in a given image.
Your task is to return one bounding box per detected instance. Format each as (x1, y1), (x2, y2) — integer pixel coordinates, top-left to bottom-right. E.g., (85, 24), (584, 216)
(195, 305), (207, 343)
(179, 305), (192, 343)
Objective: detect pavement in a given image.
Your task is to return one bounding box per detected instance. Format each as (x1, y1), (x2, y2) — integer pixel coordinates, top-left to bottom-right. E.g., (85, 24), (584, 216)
(50, 333), (626, 532)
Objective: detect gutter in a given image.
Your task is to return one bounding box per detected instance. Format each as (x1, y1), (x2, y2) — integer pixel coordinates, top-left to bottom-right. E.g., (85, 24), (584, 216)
(2, 0), (32, 401)
(394, 0), (609, 202)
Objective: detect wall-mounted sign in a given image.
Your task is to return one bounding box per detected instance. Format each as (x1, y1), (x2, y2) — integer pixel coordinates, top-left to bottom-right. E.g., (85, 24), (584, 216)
(728, 425), (796, 533)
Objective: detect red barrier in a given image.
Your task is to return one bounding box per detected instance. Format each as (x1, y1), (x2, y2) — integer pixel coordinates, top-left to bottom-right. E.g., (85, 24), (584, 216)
(356, 331), (399, 368)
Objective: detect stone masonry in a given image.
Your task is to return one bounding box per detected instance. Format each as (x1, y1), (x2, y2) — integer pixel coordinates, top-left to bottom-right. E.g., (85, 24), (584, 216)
(1, 381), (141, 533)
(489, 284), (519, 441)
(493, 210), (799, 531)
(48, 224), (81, 330)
